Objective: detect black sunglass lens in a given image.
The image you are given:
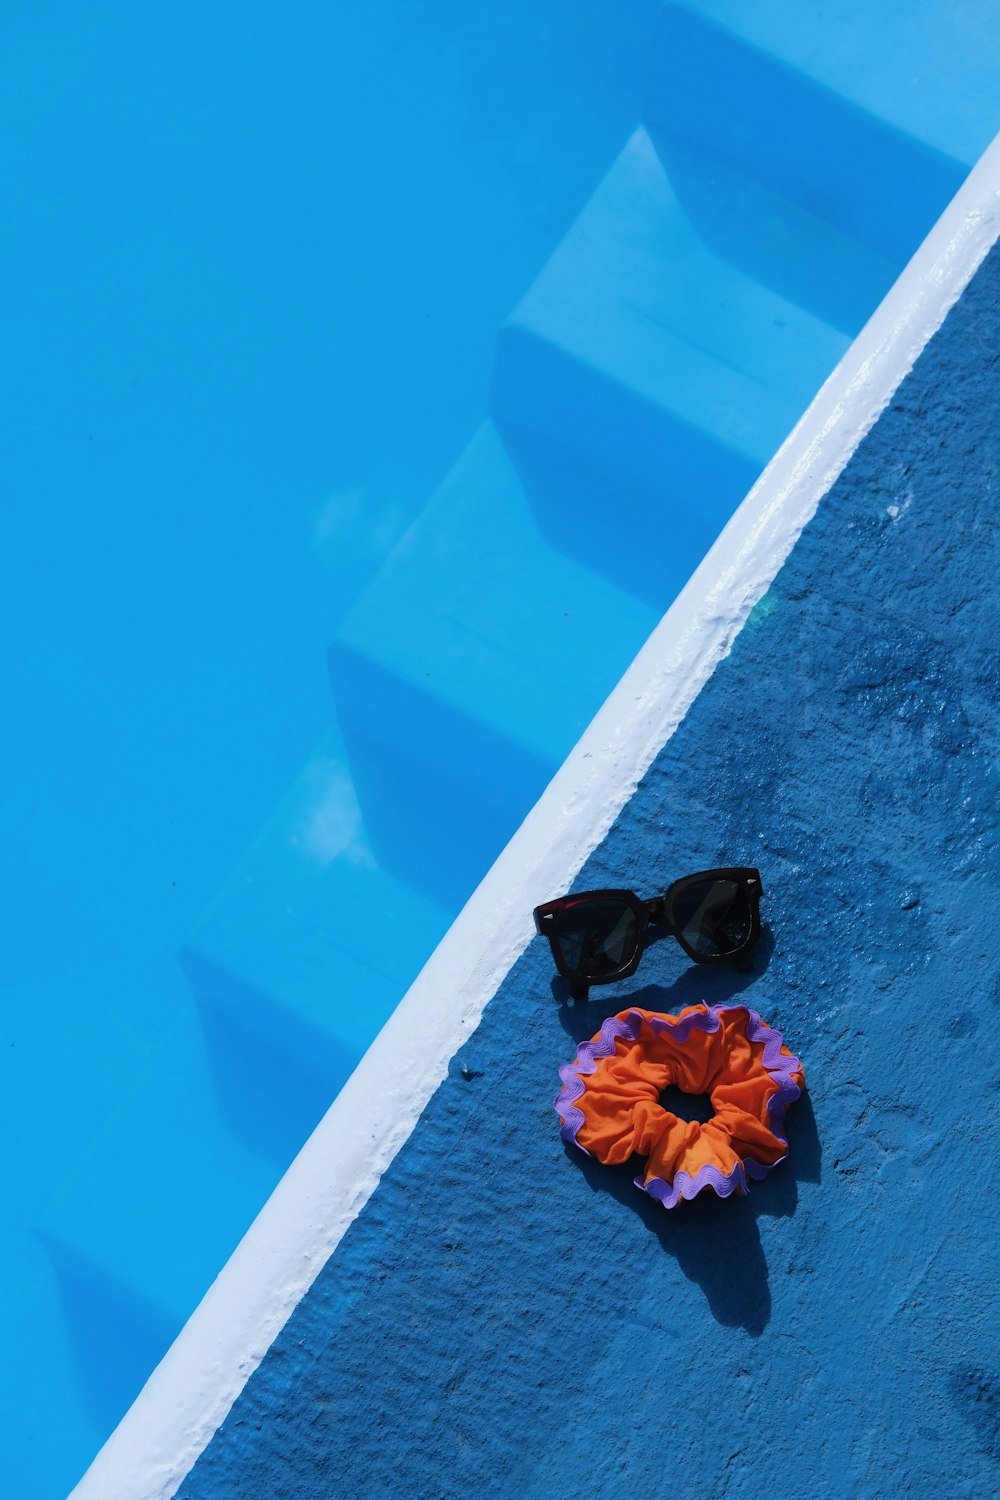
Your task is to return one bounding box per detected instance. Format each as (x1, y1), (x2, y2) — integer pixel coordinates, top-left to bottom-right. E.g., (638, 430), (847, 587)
(554, 899), (639, 980)
(671, 878), (752, 957)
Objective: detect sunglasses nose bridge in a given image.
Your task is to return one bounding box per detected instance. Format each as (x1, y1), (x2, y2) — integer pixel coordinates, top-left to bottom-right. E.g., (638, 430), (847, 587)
(645, 895), (669, 926)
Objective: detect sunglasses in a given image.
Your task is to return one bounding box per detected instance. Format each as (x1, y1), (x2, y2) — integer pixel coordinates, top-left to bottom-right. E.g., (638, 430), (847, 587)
(533, 867), (762, 999)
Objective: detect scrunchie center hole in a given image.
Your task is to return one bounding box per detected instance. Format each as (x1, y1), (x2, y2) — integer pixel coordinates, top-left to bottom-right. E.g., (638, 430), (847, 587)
(658, 1084), (714, 1124)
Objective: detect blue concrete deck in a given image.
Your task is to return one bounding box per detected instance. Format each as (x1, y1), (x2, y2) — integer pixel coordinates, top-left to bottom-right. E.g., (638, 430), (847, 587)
(177, 238), (1000, 1499)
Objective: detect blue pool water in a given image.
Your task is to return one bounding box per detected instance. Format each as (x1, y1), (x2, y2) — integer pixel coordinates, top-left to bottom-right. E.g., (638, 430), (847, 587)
(2, 3), (998, 1495)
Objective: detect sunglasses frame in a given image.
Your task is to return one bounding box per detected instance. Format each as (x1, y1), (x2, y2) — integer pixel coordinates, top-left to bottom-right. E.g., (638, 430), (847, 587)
(533, 867), (763, 998)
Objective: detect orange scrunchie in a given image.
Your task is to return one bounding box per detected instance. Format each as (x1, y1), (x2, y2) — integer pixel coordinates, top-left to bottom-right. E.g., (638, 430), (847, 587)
(554, 1003), (805, 1207)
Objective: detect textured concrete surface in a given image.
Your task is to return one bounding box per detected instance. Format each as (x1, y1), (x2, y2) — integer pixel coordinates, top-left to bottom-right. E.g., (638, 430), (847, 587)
(180, 246), (1000, 1499)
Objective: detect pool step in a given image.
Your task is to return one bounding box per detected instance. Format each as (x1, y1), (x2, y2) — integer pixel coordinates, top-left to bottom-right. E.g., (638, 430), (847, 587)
(34, 1000), (279, 1389)
(645, 4), (970, 270)
(178, 427), (660, 1064)
(32, 750), (456, 1407)
(35, 1234), (180, 1440)
(491, 124), (891, 525)
(655, 2), (992, 186)
(331, 421), (661, 907)
(178, 738), (452, 1128)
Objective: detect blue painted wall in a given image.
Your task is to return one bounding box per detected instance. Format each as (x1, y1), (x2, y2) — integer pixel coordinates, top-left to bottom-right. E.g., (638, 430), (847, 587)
(180, 246), (1000, 1494)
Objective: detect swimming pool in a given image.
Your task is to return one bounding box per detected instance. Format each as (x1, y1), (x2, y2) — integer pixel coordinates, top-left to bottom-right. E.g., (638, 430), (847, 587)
(4, 3), (998, 1495)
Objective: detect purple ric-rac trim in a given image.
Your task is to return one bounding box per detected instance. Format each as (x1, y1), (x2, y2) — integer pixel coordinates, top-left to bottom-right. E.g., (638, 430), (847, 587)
(554, 1003), (804, 1207)
(732, 1005), (804, 1147)
(553, 1011), (643, 1149)
(638, 1159), (749, 1209)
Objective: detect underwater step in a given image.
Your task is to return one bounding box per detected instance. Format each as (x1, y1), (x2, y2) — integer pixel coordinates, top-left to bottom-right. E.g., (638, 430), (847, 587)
(331, 420), (662, 908)
(647, 2), (971, 265)
(40, 774), (447, 1337)
(491, 126), (857, 517)
(0, 1233), (179, 1500)
(664, 0), (1000, 171)
(631, 136), (900, 340)
(33, 1000), (282, 1385)
(180, 737), (453, 1127)
(34, 1234), (180, 1442)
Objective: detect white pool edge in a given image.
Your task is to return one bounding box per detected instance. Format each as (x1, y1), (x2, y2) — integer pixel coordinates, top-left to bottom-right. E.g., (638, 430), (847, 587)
(71, 131), (1000, 1500)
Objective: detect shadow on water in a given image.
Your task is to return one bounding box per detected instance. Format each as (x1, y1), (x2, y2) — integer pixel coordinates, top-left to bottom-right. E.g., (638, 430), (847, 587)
(550, 928), (821, 1336)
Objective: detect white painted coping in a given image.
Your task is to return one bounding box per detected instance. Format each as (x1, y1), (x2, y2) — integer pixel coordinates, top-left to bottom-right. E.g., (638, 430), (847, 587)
(72, 130), (1000, 1500)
